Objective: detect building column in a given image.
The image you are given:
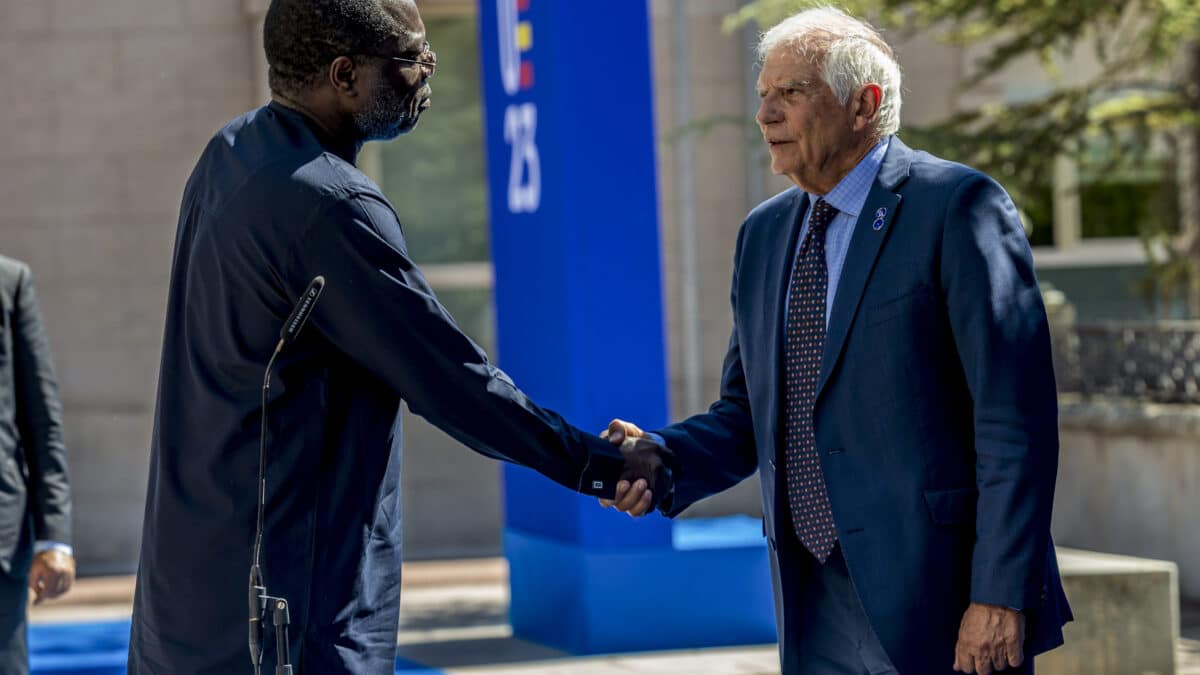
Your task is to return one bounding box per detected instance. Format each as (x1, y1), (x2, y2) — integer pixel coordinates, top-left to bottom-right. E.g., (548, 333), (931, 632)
(244, 0), (271, 104)
(1053, 152), (1082, 249)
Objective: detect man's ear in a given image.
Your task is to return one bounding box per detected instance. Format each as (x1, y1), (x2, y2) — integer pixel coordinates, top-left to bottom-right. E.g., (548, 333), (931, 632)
(851, 83), (882, 132)
(328, 56), (359, 96)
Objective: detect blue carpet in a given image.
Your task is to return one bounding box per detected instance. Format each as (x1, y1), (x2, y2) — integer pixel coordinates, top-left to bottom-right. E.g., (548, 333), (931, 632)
(671, 514), (764, 550)
(29, 620), (441, 674)
(29, 621), (126, 675)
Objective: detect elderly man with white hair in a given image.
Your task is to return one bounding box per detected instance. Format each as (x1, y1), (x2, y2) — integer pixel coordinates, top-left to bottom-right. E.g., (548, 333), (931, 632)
(602, 7), (1072, 674)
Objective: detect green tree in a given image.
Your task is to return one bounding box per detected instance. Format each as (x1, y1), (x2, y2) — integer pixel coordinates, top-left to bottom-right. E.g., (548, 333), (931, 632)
(730, 0), (1200, 315)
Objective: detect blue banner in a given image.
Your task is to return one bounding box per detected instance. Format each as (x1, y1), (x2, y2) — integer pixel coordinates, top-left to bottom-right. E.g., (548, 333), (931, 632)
(478, 0), (672, 546)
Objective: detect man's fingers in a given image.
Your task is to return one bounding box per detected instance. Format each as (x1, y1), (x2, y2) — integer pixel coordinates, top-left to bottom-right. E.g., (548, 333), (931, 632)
(629, 488), (653, 517)
(40, 573), (61, 601)
(1006, 640), (1025, 668)
(990, 648), (1007, 672)
(614, 479), (648, 512)
(616, 480), (630, 496)
(29, 569), (47, 604)
(26, 553), (74, 604)
(606, 419), (629, 444)
(599, 480), (630, 509)
(606, 419), (647, 445)
(601, 483), (653, 517)
(955, 650), (975, 674)
(47, 570), (71, 598)
(614, 479), (647, 511)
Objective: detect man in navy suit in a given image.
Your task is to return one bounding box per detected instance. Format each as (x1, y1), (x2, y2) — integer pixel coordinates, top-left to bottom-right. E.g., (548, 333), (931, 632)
(603, 8), (1071, 674)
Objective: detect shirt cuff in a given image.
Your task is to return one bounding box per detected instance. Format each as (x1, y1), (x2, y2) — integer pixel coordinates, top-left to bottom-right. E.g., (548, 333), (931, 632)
(34, 541), (73, 557)
(643, 432), (678, 514)
(576, 445), (628, 499)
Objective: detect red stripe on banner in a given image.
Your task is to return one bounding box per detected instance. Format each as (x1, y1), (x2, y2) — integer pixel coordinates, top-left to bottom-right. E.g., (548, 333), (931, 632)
(520, 61), (535, 89)
(517, 0), (530, 12)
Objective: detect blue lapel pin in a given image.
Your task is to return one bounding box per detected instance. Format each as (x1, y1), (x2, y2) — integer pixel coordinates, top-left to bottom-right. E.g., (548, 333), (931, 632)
(872, 207), (887, 231)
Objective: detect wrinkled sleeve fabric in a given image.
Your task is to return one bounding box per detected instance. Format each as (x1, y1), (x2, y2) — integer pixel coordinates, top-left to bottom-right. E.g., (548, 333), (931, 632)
(655, 222), (759, 516)
(285, 189), (625, 497)
(939, 172), (1059, 611)
(12, 264), (71, 546)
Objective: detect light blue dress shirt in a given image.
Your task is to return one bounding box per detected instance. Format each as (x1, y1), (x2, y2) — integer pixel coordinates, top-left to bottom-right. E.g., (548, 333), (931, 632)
(786, 138), (889, 325)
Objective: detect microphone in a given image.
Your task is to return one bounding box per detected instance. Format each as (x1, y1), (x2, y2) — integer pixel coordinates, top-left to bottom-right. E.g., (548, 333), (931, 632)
(278, 276), (325, 349)
(249, 276), (325, 674)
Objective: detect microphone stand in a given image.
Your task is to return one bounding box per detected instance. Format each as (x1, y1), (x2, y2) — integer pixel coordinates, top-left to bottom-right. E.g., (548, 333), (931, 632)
(250, 340), (294, 675)
(249, 276), (324, 675)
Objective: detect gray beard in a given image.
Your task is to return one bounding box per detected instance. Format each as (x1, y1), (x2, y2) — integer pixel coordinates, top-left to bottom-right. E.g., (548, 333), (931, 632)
(354, 86), (418, 142)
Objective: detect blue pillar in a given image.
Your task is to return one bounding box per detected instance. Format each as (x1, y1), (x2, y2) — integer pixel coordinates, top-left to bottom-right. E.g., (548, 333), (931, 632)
(477, 0), (777, 654)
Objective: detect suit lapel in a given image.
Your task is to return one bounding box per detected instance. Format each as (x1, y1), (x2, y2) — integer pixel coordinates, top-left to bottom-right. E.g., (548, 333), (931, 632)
(816, 138), (914, 400)
(765, 190), (808, 446)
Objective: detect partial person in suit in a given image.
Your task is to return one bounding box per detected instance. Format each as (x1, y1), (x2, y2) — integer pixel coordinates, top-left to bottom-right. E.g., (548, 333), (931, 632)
(602, 8), (1071, 675)
(0, 255), (74, 675)
(127, 1), (665, 673)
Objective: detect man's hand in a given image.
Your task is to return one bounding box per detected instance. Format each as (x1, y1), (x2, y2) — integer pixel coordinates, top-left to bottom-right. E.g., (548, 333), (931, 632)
(598, 419), (663, 517)
(28, 549), (76, 605)
(953, 602), (1025, 674)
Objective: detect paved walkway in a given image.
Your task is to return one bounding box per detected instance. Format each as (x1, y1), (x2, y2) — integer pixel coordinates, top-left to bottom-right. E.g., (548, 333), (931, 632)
(28, 558), (1200, 674)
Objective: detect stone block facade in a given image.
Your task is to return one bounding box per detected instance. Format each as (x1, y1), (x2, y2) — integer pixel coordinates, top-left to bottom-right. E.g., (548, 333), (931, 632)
(0, 0), (255, 572)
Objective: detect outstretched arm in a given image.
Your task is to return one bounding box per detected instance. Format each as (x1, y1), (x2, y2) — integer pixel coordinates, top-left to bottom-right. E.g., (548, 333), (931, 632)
(285, 191), (657, 500)
(602, 223), (760, 516)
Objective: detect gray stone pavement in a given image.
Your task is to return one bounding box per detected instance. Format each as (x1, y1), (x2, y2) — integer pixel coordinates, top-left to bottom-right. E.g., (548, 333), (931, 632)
(27, 558), (1200, 674)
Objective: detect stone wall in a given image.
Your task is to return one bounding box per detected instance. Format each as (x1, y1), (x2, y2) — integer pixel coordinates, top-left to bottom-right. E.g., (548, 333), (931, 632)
(0, 0), (257, 573)
(1052, 395), (1200, 599)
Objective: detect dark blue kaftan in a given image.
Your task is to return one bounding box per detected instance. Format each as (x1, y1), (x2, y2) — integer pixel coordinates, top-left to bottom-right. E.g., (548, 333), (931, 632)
(128, 102), (624, 674)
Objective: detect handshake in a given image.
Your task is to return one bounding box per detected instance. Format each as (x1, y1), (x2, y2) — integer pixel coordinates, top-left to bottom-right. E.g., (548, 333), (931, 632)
(600, 419), (671, 518)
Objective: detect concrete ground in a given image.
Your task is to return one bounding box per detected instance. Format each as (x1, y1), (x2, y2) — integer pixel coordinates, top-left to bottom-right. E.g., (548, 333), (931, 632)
(29, 558), (1200, 674)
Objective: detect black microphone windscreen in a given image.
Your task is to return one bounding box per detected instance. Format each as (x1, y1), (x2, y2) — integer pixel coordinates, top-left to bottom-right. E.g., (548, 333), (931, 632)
(280, 276), (325, 344)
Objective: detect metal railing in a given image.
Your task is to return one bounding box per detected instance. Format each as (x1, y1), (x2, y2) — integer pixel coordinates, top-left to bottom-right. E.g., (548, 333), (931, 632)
(1052, 321), (1200, 404)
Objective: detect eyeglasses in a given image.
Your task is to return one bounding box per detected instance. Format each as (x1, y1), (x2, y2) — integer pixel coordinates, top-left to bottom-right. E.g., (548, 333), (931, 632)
(374, 43), (437, 78)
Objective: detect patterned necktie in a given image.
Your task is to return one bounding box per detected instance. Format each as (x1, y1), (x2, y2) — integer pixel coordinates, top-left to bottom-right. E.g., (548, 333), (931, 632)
(783, 198), (839, 563)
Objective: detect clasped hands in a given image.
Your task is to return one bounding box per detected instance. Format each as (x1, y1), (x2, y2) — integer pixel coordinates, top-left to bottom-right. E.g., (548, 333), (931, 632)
(595, 420), (1025, 674)
(598, 419), (666, 517)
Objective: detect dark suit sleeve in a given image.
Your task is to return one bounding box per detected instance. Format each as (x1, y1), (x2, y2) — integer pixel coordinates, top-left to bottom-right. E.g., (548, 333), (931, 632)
(655, 223), (759, 517)
(939, 173), (1059, 612)
(11, 265), (71, 545)
(284, 191), (626, 498)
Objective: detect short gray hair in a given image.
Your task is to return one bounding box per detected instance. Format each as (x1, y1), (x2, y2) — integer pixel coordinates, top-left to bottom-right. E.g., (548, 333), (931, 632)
(758, 7), (902, 138)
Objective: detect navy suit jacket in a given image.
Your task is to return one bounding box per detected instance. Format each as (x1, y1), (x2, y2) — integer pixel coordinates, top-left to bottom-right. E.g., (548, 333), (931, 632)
(656, 138), (1071, 673)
